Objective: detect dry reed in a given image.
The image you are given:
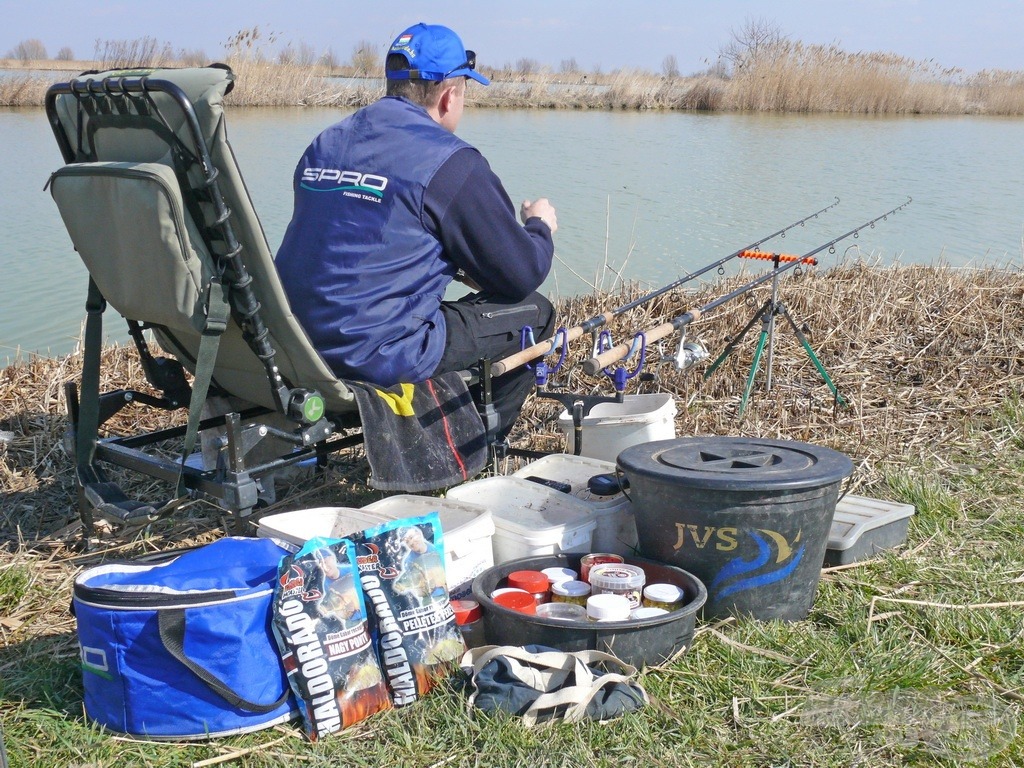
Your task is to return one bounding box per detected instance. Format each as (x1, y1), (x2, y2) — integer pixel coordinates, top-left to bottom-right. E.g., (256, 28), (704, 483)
(5, 33), (1024, 114)
(3, 262), (1024, 545)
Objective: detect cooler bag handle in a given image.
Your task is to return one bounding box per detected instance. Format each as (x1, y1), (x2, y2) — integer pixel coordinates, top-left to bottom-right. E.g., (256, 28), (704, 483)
(158, 608), (289, 714)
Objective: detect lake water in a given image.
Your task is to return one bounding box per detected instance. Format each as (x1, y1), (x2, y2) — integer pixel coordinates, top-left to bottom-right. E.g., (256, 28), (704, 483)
(2, 103), (1022, 365)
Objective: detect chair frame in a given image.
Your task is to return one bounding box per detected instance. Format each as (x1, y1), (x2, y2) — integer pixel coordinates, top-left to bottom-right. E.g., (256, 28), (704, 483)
(46, 69), (367, 527)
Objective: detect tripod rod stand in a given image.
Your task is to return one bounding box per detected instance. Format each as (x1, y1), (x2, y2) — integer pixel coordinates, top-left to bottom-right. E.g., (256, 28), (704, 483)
(704, 264), (845, 417)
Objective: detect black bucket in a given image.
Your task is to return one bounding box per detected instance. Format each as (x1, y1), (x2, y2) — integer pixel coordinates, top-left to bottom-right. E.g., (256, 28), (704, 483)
(617, 437), (852, 622)
(471, 553), (706, 667)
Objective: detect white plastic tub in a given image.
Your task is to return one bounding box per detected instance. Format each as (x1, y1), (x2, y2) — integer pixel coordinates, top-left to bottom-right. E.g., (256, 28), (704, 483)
(512, 453), (638, 555)
(255, 507), (385, 549)
(446, 476), (597, 564)
(558, 393), (677, 463)
(362, 494), (495, 599)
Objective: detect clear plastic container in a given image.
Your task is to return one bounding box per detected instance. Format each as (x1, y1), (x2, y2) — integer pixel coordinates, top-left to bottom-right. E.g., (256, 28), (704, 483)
(629, 606), (669, 621)
(451, 599), (487, 647)
(550, 579), (591, 606)
(588, 563), (646, 609)
(586, 593), (632, 622)
(535, 601), (588, 622)
(580, 552), (624, 582)
(642, 583), (687, 611)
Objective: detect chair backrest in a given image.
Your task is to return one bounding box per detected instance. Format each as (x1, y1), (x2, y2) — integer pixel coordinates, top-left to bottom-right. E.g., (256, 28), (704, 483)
(46, 66), (355, 414)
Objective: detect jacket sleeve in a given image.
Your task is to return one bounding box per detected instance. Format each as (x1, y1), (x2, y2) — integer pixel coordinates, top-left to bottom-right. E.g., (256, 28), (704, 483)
(423, 147), (553, 300)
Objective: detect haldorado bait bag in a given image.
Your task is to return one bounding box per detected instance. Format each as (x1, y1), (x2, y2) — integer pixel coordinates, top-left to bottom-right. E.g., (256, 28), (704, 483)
(350, 513), (466, 706)
(271, 537), (392, 740)
(72, 537), (298, 738)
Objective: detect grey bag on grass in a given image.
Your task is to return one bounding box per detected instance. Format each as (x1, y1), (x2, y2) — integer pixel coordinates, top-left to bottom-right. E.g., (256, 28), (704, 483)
(460, 644), (648, 726)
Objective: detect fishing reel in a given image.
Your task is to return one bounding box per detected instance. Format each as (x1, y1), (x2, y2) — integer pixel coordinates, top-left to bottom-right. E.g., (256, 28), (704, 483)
(661, 333), (709, 371)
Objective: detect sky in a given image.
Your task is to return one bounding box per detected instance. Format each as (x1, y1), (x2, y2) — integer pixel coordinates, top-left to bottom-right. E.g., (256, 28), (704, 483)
(5, 0), (1024, 76)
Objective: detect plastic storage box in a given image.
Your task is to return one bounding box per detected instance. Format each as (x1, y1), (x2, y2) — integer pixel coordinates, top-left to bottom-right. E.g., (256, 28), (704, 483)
(446, 476), (597, 565)
(824, 494), (915, 566)
(557, 392), (677, 463)
(362, 494), (495, 599)
(512, 453), (638, 555)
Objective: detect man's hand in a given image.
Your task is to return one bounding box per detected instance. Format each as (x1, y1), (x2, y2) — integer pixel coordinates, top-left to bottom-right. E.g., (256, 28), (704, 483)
(520, 198), (558, 234)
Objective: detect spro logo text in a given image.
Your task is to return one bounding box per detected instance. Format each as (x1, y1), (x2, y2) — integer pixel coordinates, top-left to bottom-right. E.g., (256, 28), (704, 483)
(300, 168), (388, 197)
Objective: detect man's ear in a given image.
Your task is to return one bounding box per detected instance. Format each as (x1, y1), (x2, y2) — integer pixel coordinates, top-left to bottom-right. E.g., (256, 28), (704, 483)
(437, 83), (456, 115)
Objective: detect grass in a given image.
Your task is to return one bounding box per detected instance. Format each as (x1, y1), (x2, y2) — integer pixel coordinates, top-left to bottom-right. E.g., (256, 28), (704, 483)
(1, 262), (1023, 765)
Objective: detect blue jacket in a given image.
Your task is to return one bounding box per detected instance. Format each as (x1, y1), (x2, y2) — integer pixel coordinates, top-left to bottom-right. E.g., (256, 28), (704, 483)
(276, 96), (554, 385)
(276, 97), (470, 384)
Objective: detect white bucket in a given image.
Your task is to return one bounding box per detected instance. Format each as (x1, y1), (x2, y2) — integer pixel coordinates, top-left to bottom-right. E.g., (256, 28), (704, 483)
(512, 453), (638, 555)
(362, 495), (495, 599)
(446, 476), (597, 565)
(557, 393), (677, 463)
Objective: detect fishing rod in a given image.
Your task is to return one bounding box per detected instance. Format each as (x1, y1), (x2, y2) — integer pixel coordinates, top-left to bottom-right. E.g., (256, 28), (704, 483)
(581, 197), (912, 376)
(490, 197), (841, 377)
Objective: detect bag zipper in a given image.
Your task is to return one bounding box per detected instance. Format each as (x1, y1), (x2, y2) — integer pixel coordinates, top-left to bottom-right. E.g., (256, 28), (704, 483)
(481, 304), (538, 319)
(50, 163), (194, 264)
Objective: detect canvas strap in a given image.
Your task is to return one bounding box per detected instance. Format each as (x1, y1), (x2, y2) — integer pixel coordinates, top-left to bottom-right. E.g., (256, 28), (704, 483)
(174, 277), (231, 497)
(75, 278), (105, 472)
(157, 606), (289, 714)
(462, 645), (646, 727)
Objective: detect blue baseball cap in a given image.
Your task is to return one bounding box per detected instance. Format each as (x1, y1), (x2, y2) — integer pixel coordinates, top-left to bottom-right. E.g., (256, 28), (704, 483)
(386, 23), (490, 86)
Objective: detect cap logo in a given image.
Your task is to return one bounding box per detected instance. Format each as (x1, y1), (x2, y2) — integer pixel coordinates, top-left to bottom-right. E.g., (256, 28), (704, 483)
(397, 34), (413, 45)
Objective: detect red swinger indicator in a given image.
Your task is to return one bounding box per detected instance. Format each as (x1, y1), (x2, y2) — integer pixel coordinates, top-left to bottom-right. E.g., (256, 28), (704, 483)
(738, 250), (818, 266)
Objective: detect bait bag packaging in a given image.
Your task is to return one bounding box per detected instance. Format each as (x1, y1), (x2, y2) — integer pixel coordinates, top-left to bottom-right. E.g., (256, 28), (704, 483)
(351, 512), (466, 706)
(272, 537), (392, 741)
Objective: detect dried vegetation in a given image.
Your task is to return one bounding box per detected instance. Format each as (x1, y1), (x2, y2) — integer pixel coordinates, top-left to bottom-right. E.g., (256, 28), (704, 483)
(4, 30), (1024, 113)
(3, 262), (1023, 544)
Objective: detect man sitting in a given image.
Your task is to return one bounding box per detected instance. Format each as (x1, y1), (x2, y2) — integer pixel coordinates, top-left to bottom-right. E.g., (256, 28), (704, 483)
(275, 22), (558, 441)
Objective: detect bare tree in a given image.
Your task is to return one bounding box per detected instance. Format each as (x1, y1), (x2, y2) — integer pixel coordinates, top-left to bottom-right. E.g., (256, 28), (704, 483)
(55, 46), (75, 62)
(515, 57), (540, 76)
(294, 41), (318, 67)
(320, 47), (339, 71)
(350, 40), (379, 77)
(7, 39), (48, 61)
(559, 57), (579, 74)
(719, 16), (787, 73)
(662, 54), (680, 79)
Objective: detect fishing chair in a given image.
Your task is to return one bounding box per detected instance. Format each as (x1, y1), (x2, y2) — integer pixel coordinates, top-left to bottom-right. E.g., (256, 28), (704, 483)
(45, 66), (502, 529)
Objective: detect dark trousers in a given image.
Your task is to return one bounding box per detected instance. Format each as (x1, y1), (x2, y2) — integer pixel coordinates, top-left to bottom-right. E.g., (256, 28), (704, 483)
(433, 290), (555, 440)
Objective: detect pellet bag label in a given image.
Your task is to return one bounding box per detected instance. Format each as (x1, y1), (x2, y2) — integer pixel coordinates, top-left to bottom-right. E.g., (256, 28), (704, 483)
(351, 512), (466, 706)
(272, 537), (391, 740)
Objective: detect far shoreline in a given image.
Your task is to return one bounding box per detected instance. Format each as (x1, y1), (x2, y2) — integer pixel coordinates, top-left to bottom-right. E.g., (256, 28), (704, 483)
(3, 47), (1024, 115)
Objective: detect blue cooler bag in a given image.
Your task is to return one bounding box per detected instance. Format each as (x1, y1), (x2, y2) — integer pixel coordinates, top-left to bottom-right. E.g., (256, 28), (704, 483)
(72, 537), (298, 738)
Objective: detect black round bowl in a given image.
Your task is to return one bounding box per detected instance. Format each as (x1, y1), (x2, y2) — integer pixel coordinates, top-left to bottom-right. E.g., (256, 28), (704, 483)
(471, 553), (706, 667)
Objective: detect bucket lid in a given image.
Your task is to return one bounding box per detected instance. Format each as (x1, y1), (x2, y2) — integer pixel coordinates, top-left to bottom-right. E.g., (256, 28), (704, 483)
(586, 593), (631, 621)
(542, 566), (578, 584)
(617, 437), (853, 491)
(507, 570), (550, 594)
